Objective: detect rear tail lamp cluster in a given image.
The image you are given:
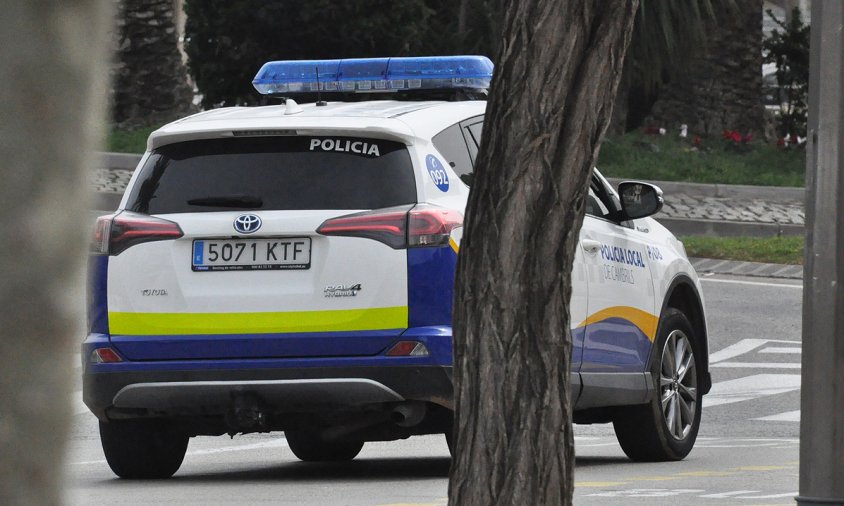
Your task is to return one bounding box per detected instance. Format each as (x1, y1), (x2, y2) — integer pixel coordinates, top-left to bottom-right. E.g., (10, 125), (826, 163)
(316, 204), (462, 249)
(92, 211), (184, 256)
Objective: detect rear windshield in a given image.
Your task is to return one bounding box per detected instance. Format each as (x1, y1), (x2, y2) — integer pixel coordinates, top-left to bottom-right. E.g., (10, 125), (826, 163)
(126, 136), (417, 214)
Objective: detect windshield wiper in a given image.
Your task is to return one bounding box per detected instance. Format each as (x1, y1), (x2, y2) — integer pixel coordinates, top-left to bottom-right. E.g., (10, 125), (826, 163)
(187, 195), (263, 208)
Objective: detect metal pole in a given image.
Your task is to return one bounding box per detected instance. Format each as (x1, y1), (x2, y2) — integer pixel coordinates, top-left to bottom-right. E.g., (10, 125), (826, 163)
(797, 1), (844, 504)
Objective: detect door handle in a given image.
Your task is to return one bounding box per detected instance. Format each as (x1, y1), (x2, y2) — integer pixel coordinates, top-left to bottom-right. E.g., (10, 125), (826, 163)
(581, 239), (601, 254)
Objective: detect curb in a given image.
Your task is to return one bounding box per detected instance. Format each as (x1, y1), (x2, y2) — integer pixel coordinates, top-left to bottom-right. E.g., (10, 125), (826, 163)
(606, 177), (805, 202)
(99, 152), (142, 169)
(657, 216), (804, 238)
(690, 257), (803, 280)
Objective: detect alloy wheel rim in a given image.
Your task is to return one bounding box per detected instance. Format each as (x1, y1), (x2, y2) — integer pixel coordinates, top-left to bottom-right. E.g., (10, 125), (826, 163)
(659, 329), (697, 440)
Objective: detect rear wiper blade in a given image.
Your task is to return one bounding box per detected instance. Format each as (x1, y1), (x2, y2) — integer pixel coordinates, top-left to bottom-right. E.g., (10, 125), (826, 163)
(187, 195), (263, 208)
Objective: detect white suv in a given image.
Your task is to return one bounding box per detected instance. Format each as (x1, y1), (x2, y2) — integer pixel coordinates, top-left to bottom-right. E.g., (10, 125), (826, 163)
(84, 56), (711, 479)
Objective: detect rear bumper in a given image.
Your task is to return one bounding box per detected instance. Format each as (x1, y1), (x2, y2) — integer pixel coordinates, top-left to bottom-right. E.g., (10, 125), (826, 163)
(83, 364), (454, 421)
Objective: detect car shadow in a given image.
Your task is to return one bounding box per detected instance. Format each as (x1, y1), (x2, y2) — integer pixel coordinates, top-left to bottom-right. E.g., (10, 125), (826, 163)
(92, 453), (630, 485)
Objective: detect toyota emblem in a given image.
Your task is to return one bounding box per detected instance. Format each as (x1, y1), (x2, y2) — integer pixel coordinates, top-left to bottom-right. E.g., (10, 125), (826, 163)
(234, 214), (262, 234)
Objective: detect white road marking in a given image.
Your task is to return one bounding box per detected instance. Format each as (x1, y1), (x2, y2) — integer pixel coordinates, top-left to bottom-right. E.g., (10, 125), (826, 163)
(700, 277), (803, 289)
(710, 361), (801, 369)
(709, 339), (801, 364)
(754, 410), (801, 422)
(699, 490), (760, 498)
(72, 437), (289, 465)
(759, 346), (802, 354)
(704, 374), (801, 407)
(740, 492), (799, 499)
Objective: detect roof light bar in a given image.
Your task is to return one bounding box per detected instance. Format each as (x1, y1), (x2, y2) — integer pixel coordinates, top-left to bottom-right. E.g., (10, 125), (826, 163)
(252, 56), (493, 95)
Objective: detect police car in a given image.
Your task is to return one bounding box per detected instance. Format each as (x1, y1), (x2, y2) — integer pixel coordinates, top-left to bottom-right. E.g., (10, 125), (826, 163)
(84, 56), (711, 479)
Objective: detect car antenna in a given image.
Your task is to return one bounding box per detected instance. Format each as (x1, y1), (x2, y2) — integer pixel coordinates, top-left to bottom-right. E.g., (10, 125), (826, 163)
(315, 66), (327, 107)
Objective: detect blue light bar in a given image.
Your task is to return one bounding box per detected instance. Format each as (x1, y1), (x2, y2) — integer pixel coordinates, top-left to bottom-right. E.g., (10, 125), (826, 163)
(252, 56), (493, 95)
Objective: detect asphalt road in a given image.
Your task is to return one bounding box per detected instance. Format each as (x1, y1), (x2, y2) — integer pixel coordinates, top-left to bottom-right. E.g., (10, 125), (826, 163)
(65, 273), (804, 505)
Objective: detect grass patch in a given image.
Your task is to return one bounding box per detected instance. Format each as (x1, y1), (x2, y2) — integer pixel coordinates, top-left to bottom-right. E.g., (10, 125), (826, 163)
(598, 131), (805, 187)
(106, 125), (159, 153)
(681, 236), (804, 265)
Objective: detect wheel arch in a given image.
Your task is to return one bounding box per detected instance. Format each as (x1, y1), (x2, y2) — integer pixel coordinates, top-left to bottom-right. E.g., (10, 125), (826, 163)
(657, 274), (711, 395)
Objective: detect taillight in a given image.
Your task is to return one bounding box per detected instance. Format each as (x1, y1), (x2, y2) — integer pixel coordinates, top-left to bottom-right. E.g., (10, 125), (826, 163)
(91, 211), (184, 256)
(316, 205), (412, 249)
(408, 205), (463, 248)
(316, 205), (462, 249)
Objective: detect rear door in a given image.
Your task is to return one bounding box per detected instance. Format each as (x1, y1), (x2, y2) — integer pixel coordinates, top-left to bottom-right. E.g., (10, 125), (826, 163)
(106, 135), (417, 360)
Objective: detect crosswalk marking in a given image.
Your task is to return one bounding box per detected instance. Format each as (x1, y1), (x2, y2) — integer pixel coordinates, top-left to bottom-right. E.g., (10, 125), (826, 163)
(710, 361), (801, 369)
(753, 410), (801, 422)
(704, 374), (801, 408)
(759, 346), (802, 354)
(709, 338), (800, 364)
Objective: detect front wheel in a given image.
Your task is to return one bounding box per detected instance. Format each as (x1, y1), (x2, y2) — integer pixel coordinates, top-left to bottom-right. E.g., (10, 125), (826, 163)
(285, 430), (364, 462)
(99, 420), (189, 479)
(613, 308), (703, 461)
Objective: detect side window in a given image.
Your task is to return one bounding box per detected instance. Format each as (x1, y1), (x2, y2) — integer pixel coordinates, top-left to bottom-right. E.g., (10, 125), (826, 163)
(586, 187), (611, 218)
(462, 119), (483, 163)
(432, 124), (473, 186)
(587, 174), (635, 228)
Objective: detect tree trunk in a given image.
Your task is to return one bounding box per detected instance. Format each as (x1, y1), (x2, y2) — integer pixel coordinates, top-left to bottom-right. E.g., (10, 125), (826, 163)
(448, 2), (638, 505)
(112, 0), (194, 126)
(646, 0), (764, 137)
(0, 1), (112, 504)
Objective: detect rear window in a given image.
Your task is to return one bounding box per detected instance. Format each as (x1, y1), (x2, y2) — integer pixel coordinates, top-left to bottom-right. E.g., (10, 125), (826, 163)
(126, 136), (417, 214)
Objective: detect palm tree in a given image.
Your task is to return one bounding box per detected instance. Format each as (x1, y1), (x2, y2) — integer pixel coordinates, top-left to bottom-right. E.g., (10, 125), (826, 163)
(641, 0), (764, 136)
(112, 0), (194, 126)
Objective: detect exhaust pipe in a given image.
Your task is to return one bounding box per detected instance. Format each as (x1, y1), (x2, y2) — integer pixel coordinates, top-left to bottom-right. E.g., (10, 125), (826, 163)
(226, 393), (267, 432)
(391, 401), (427, 427)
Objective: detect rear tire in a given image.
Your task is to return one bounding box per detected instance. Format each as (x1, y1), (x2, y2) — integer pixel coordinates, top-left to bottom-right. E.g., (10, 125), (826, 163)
(285, 430), (363, 462)
(613, 308), (703, 461)
(99, 420), (189, 479)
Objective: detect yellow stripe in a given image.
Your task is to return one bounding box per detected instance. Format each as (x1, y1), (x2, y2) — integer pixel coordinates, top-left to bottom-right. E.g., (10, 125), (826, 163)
(109, 306), (408, 336)
(449, 237), (460, 254)
(576, 306), (659, 342)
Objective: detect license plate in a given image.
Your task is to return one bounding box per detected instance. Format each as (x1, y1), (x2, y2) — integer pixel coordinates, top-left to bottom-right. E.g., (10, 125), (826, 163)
(192, 238), (311, 271)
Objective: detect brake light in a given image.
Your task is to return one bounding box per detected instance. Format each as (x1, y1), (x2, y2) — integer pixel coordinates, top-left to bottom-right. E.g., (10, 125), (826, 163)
(91, 212), (184, 256)
(408, 205), (463, 248)
(316, 205), (411, 249)
(317, 205), (462, 249)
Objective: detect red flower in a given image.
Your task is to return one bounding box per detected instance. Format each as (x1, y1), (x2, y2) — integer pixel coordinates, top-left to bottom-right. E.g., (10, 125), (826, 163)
(694, 136), (702, 147)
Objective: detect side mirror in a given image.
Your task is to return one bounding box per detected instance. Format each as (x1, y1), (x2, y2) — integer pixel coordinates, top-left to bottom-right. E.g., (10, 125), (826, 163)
(618, 181), (663, 220)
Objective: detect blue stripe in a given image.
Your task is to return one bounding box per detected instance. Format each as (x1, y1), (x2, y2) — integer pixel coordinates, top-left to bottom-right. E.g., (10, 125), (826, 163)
(86, 255), (109, 335)
(110, 329), (404, 361)
(84, 326), (454, 371)
(407, 246), (457, 327)
(580, 317), (653, 372)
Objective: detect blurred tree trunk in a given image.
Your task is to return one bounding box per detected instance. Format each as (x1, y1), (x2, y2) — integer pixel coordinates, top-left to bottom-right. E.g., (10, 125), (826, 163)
(0, 1), (112, 504)
(448, 1), (638, 505)
(646, 0), (764, 136)
(113, 0), (194, 126)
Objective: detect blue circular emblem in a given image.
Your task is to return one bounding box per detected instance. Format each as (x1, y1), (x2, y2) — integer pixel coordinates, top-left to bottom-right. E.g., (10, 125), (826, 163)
(426, 155), (449, 192)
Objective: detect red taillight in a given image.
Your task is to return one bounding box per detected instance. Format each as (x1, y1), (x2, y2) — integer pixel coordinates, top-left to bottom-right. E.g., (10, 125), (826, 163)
(408, 205), (463, 248)
(316, 205), (412, 249)
(91, 211), (184, 256)
(317, 204), (462, 250)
